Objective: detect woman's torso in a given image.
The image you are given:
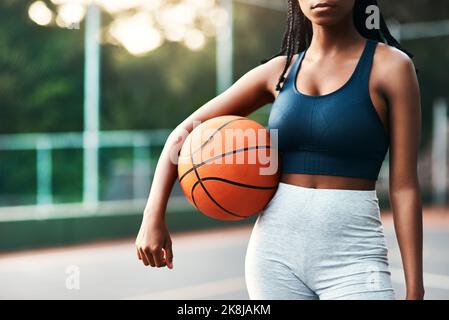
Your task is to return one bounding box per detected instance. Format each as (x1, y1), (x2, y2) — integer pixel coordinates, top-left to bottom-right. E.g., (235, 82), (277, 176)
(267, 39), (390, 190)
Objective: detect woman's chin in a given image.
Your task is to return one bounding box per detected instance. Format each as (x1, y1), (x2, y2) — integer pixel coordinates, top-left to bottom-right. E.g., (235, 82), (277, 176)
(311, 15), (345, 26)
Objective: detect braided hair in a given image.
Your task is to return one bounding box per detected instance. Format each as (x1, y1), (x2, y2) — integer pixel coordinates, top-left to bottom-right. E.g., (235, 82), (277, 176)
(263, 0), (414, 91)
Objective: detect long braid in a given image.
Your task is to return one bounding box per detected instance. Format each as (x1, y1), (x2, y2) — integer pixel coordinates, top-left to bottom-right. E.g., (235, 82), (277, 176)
(274, 0), (306, 91)
(275, 0), (295, 90)
(269, 0), (312, 91)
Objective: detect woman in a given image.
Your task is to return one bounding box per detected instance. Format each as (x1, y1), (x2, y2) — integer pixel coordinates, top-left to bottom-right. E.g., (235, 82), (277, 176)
(135, 0), (424, 300)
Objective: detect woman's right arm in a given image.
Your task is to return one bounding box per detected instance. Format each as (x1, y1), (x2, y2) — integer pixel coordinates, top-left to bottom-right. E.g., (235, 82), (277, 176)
(135, 55), (291, 268)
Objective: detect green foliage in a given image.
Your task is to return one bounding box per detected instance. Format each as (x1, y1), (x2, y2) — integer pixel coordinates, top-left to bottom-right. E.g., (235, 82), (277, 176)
(52, 149), (83, 203)
(101, 41), (216, 130)
(0, 150), (36, 205)
(0, 0), (84, 133)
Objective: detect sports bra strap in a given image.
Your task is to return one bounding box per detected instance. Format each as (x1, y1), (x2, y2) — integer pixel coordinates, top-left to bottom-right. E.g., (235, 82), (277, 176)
(352, 39), (378, 86)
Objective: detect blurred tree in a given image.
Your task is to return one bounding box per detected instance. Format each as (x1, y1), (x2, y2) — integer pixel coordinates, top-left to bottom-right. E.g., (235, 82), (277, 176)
(380, 0), (449, 22)
(101, 41), (216, 130)
(0, 0), (84, 133)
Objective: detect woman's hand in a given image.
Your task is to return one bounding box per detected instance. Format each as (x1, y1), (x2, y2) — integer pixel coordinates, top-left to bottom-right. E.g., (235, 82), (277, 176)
(136, 215), (173, 269)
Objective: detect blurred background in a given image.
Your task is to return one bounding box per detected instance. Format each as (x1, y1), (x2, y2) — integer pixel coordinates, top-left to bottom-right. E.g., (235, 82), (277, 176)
(0, 0), (448, 299)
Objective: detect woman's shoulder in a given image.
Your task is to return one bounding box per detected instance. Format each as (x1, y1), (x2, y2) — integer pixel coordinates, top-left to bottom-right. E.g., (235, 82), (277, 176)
(374, 42), (415, 74)
(372, 41), (419, 96)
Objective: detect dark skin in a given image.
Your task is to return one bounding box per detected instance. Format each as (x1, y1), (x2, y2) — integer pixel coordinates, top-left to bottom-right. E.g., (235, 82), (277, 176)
(136, 0), (424, 300)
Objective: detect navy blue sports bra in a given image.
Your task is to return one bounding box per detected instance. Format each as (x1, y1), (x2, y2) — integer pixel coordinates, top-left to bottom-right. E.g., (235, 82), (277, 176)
(268, 39), (389, 181)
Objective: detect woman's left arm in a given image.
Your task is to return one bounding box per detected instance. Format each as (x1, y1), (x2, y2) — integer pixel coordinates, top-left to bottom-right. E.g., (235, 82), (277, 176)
(381, 48), (424, 300)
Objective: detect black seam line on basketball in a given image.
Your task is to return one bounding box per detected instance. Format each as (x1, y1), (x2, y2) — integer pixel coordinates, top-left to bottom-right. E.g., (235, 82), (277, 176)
(179, 145), (271, 183)
(189, 135), (245, 219)
(191, 187), (198, 210)
(190, 179), (246, 218)
(189, 140), (200, 211)
(199, 177), (278, 190)
(189, 117), (246, 158)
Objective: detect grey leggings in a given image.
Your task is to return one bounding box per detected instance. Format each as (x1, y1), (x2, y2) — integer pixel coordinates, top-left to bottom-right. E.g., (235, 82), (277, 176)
(245, 182), (396, 300)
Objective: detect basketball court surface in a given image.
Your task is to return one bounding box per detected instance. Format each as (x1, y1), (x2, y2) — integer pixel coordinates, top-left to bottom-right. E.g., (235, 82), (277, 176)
(0, 208), (448, 300)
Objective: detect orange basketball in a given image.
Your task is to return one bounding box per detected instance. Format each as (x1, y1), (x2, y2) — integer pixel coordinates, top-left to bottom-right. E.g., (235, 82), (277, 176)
(177, 115), (281, 221)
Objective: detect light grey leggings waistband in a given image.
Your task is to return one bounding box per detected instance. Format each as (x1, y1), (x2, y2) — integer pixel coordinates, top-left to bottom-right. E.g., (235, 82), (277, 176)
(276, 182), (379, 200)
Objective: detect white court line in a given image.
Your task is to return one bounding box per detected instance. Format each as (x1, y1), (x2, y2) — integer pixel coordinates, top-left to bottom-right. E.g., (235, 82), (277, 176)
(390, 267), (449, 290)
(126, 277), (247, 300)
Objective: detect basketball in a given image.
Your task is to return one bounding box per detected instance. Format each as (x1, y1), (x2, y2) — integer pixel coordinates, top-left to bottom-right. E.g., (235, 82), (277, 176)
(177, 115), (281, 221)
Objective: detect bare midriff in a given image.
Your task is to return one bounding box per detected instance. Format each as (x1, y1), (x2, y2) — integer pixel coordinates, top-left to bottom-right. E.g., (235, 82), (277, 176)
(281, 173), (376, 190)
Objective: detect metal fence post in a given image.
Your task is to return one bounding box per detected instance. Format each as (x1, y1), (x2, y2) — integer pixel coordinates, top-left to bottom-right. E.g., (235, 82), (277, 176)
(36, 137), (52, 206)
(83, 4), (101, 209)
(133, 136), (152, 202)
(216, 0), (233, 95)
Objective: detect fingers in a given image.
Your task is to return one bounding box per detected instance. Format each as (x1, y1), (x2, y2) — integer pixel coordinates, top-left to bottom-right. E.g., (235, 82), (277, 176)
(136, 240), (173, 269)
(147, 253), (156, 267)
(138, 247), (150, 266)
(151, 246), (166, 267)
(164, 239), (174, 269)
(140, 247), (155, 267)
(147, 250), (156, 267)
(143, 246), (164, 267)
